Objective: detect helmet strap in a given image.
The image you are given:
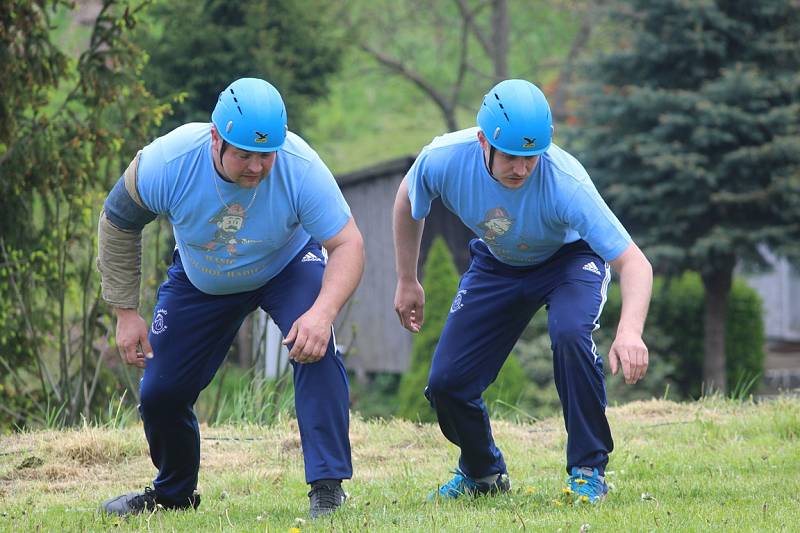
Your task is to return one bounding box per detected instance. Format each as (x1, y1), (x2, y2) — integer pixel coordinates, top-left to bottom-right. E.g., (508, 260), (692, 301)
(215, 140), (233, 183)
(486, 145), (498, 180)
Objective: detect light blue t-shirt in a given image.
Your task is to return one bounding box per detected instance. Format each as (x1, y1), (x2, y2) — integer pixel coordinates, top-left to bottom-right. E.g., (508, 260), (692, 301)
(136, 123), (351, 295)
(407, 127), (631, 266)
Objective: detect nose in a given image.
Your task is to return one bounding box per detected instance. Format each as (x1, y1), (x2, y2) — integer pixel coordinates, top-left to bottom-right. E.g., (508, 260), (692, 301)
(512, 158), (530, 177)
(247, 159), (263, 173)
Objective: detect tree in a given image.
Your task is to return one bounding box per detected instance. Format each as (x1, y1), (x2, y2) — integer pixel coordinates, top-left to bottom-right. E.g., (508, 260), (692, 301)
(396, 237), (460, 422)
(574, 0), (800, 392)
(396, 237), (525, 421)
(0, 0), (169, 428)
(349, 0), (595, 131)
(137, 0), (346, 133)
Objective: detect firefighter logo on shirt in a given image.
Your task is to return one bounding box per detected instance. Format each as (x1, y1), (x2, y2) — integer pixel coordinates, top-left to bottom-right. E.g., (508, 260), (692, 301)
(190, 203), (247, 255)
(477, 207), (513, 244)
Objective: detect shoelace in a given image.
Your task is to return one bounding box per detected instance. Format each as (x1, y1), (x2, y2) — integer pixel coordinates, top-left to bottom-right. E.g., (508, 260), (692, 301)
(129, 487), (158, 511)
(309, 484), (343, 510)
(438, 470), (477, 496)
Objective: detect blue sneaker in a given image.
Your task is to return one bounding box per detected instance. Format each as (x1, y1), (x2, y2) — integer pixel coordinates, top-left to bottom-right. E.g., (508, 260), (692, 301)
(566, 467), (608, 504)
(428, 469), (510, 500)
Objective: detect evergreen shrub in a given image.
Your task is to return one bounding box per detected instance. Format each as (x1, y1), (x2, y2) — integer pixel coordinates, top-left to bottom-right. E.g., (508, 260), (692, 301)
(589, 272), (764, 399)
(396, 237), (527, 422)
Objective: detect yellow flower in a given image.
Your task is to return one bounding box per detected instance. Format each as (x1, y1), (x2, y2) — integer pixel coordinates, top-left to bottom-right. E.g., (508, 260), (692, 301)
(552, 499), (563, 507)
(289, 528), (301, 533)
(525, 486), (536, 495)
(579, 495), (589, 503)
(562, 488), (574, 495)
(575, 478), (588, 485)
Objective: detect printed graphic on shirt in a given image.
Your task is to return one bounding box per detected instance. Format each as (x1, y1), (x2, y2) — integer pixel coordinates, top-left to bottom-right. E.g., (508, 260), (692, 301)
(188, 203), (263, 256)
(477, 207), (513, 245)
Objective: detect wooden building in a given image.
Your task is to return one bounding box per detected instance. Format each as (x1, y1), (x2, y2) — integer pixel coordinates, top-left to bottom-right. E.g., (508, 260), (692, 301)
(333, 156), (473, 376)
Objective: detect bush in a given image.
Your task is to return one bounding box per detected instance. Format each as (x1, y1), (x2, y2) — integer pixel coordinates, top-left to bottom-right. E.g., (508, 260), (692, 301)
(583, 271), (764, 400)
(396, 237), (528, 422)
(396, 238), (460, 422)
(484, 353), (527, 419)
(512, 270), (764, 409)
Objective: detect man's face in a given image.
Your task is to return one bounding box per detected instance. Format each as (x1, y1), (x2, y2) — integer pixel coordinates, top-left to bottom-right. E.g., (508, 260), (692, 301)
(211, 127), (277, 188)
(478, 131), (539, 189)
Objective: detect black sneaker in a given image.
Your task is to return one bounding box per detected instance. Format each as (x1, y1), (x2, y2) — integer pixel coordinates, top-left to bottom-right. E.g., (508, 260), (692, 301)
(100, 487), (201, 516)
(308, 479), (346, 519)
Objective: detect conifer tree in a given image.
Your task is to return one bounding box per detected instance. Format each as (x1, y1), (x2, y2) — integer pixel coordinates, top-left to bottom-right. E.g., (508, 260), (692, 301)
(396, 237), (525, 421)
(137, 0), (345, 133)
(396, 237), (459, 422)
(575, 0), (800, 391)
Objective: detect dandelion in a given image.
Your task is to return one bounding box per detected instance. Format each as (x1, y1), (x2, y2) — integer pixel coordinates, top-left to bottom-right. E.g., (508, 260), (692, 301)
(525, 486), (536, 495)
(562, 488), (574, 495)
(289, 528), (301, 533)
(579, 495), (589, 503)
(552, 499), (563, 507)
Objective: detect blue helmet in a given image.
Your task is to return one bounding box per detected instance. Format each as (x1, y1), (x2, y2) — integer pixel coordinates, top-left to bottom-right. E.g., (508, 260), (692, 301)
(211, 78), (287, 152)
(476, 79), (552, 156)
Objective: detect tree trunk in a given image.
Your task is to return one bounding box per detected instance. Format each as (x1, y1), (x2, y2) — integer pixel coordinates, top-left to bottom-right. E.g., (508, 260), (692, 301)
(701, 268), (733, 394)
(491, 0), (508, 80)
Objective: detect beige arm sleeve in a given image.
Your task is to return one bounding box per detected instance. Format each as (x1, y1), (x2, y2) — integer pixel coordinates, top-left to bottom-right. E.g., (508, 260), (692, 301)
(96, 152), (147, 309)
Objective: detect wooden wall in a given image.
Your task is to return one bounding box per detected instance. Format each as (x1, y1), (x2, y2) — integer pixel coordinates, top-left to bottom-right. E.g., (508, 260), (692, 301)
(335, 157), (473, 374)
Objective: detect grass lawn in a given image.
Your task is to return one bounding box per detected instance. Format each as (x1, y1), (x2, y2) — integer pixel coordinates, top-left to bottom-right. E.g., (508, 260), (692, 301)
(0, 396), (798, 532)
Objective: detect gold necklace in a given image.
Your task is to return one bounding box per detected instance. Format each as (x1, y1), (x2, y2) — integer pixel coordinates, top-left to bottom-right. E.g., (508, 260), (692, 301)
(212, 173), (259, 212)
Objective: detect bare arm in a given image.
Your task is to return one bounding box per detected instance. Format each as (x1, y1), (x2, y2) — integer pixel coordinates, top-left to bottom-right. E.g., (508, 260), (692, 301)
(393, 178), (426, 332)
(608, 242), (653, 384)
(283, 217), (365, 363)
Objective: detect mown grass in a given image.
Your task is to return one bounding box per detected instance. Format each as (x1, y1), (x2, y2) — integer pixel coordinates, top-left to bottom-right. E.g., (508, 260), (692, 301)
(1, 396), (798, 532)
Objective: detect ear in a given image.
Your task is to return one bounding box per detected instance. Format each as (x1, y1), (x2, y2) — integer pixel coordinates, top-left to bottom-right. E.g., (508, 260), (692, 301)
(477, 129), (488, 148)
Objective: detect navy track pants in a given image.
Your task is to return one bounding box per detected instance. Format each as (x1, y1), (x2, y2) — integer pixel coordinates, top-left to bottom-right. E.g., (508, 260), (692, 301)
(426, 239), (613, 479)
(141, 240), (351, 503)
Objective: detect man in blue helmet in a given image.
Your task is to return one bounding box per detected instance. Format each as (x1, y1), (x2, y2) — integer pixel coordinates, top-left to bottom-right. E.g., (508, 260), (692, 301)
(393, 79), (652, 503)
(97, 78), (363, 518)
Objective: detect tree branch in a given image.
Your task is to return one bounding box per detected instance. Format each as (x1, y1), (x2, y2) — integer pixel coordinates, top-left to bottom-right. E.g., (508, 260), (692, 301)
(360, 43), (457, 130)
(454, 0), (492, 58)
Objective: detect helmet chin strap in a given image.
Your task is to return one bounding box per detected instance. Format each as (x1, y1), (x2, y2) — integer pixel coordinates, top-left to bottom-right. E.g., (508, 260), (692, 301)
(485, 144), (498, 181)
(215, 140), (234, 183)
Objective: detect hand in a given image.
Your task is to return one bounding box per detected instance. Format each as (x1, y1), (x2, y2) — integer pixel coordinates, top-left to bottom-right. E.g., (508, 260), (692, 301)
(114, 308), (153, 369)
(608, 329), (648, 384)
(394, 279), (425, 333)
(282, 307), (333, 364)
